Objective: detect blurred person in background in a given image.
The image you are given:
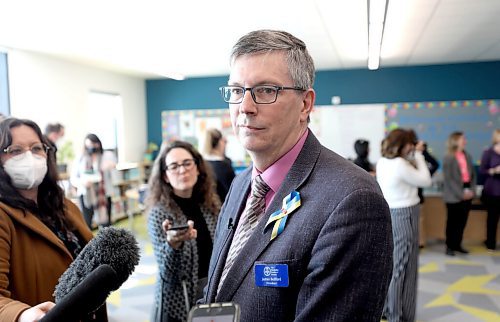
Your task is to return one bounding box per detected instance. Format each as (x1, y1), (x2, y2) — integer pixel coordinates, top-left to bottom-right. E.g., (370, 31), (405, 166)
(479, 129), (500, 251)
(0, 118), (106, 321)
(353, 139), (375, 175)
(146, 140), (220, 322)
(202, 128), (235, 202)
(70, 134), (116, 229)
(407, 130), (439, 249)
(442, 131), (476, 256)
(377, 128), (431, 322)
(44, 122), (65, 154)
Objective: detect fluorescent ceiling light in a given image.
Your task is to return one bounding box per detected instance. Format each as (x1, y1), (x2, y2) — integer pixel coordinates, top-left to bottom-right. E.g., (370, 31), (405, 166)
(368, 43), (381, 70)
(369, 0), (387, 23)
(367, 0), (387, 70)
(369, 23), (384, 44)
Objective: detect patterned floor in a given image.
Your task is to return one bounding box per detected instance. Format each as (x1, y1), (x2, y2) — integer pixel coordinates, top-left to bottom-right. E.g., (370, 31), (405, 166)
(106, 215), (500, 322)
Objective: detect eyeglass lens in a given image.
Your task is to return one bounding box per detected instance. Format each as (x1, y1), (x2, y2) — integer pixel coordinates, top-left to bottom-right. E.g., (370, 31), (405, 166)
(3, 143), (48, 156)
(222, 86), (279, 104)
(167, 159), (195, 172)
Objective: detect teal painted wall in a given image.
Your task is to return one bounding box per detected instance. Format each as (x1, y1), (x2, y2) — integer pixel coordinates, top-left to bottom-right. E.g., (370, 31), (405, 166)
(146, 61), (500, 145)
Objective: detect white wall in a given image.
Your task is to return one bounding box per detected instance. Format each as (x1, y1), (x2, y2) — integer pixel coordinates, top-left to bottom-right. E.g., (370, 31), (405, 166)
(7, 49), (146, 163)
(310, 104), (385, 163)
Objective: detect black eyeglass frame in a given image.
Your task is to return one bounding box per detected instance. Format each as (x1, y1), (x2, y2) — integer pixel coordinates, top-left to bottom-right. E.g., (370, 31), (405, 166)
(219, 85), (306, 104)
(165, 159), (197, 173)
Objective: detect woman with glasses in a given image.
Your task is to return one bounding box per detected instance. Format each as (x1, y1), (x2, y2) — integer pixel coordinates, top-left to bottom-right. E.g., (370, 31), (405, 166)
(0, 118), (107, 321)
(146, 140), (220, 322)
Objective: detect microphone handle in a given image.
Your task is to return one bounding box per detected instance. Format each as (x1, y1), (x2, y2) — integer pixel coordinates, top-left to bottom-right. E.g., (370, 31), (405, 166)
(41, 264), (118, 322)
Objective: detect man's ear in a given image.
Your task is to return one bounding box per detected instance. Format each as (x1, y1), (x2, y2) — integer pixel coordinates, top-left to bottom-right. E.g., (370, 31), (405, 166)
(300, 89), (315, 122)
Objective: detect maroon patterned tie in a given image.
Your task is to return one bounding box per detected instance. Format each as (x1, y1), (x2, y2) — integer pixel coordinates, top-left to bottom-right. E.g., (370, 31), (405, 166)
(217, 175), (270, 294)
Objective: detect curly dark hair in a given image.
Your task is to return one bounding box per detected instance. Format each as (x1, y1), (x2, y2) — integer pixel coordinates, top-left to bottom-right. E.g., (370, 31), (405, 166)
(146, 140), (221, 216)
(0, 118), (72, 230)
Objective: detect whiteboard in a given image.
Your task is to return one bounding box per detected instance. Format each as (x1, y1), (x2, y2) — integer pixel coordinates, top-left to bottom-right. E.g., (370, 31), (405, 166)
(309, 104), (385, 163)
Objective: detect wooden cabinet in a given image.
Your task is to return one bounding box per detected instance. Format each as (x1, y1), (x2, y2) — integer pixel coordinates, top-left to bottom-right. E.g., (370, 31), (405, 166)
(420, 195), (498, 244)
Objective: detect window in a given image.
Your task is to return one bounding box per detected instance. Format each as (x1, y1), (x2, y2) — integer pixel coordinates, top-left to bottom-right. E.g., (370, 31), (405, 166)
(87, 91), (123, 154)
(0, 52), (10, 118)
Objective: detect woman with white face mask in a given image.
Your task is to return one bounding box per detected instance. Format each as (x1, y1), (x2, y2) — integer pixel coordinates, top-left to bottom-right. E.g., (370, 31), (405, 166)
(70, 133), (116, 229)
(0, 118), (107, 322)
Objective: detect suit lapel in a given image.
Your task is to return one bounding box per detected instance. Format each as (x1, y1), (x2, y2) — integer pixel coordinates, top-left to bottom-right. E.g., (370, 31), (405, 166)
(208, 169), (252, 301)
(217, 131), (322, 302)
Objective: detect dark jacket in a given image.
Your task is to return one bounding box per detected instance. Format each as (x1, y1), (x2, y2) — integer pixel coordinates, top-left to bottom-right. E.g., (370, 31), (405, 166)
(204, 131), (393, 321)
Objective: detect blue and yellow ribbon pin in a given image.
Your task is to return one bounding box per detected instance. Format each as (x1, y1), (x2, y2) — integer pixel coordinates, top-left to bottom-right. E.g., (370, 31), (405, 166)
(265, 191), (301, 241)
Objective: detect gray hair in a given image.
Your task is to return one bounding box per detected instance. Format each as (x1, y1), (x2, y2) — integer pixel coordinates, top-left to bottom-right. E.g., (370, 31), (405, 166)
(230, 30), (315, 89)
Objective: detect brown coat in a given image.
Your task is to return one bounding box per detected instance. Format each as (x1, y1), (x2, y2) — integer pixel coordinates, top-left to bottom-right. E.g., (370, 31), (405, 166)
(0, 198), (94, 321)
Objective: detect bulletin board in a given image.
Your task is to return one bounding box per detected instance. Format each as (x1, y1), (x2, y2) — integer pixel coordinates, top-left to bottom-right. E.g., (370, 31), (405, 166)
(385, 99), (500, 164)
(161, 109), (250, 167)
(161, 99), (499, 169)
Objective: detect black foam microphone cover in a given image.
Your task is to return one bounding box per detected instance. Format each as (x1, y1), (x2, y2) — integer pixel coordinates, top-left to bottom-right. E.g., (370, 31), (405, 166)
(40, 264), (118, 322)
(54, 227), (140, 301)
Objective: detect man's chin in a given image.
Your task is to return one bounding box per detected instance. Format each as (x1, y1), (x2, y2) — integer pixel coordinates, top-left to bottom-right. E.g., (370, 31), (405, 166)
(241, 139), (266, 154)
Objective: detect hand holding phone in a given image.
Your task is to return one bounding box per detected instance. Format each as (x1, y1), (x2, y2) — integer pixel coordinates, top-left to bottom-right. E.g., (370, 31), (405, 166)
(162, 219), (197, 249)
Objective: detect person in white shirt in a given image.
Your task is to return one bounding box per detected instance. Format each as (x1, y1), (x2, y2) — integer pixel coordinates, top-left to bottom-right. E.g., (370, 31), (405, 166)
(376, 128), (431, 322)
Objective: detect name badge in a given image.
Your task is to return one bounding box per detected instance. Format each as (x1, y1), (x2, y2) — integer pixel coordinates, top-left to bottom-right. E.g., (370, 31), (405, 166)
(254, 264), (289, 287)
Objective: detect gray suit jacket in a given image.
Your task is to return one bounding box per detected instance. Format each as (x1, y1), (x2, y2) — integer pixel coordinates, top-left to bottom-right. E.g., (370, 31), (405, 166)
(442, 151), (476, 203)
(203, 131), (393, 321)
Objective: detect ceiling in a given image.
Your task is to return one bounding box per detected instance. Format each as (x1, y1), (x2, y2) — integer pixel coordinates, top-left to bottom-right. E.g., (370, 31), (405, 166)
(0, 0), (499, 80)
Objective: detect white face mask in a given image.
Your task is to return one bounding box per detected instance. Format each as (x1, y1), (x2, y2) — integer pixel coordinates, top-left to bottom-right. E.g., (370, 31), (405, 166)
(3, 151), (48, 190)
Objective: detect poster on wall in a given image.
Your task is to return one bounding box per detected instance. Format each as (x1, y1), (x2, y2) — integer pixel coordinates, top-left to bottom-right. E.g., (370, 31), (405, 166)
(161, 109), (250, 167)
(385, 99), (500, 164)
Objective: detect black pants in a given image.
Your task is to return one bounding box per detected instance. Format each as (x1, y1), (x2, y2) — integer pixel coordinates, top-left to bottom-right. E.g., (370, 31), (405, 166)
(445, 200), (471, 250)
(483, 195), (500, 250)
(79, 195), (112, 229)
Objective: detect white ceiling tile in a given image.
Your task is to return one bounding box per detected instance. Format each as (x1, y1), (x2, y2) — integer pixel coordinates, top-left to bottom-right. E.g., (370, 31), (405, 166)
(0, 0), (499, 77)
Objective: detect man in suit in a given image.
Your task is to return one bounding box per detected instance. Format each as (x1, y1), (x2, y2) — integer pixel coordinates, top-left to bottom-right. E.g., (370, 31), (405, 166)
(203, 29), (393, 321)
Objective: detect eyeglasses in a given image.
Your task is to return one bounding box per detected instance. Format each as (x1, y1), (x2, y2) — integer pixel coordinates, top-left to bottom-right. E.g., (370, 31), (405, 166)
(2, 143), (50, 157)
(219, 85), (305, 104)
(166, 159), (196, 173)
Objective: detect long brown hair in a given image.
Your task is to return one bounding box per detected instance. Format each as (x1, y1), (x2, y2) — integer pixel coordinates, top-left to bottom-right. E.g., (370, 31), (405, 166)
(146, 140), (220, 216)
(381, 128), (413, 159)
(0, 118), (71, 230)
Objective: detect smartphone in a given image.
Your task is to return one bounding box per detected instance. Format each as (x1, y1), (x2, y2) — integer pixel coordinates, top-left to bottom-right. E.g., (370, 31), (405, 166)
(188, 303), (240, 322)
(167, 224), (189, 231)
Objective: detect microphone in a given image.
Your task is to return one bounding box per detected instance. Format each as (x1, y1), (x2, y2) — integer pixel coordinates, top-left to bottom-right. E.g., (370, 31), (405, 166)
(40, 264), (118, 322)
(43, 227), (140, 321)
(227, 218), (234, 230)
